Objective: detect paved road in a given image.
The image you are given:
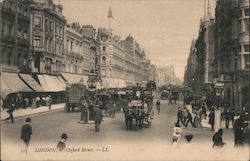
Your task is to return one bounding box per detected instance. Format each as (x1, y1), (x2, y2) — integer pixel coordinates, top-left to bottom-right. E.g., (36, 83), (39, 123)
(1, 100), (249, 160)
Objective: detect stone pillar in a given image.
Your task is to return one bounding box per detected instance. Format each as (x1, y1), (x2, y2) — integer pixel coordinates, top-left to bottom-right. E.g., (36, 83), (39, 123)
(40, 57), (45, 73)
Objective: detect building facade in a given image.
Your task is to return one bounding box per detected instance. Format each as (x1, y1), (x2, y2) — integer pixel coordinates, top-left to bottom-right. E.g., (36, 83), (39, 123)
(215, 0), (249, 110)
(1, 0), (32, 73)
(29, 0), (66, 74)
(97, 28), (152, 88)
(184, 39), (197, 88)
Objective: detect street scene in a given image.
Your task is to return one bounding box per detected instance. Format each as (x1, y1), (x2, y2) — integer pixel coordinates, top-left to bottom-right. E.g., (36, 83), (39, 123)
(0, 0), (249, 160)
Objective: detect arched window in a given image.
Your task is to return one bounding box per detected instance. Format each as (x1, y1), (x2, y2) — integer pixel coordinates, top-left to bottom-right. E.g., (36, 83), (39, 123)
(108, 68), (111, 76)
(102, 56), (106, 64)
(109, 55), (112, 64)
(102, 69), (106, 76)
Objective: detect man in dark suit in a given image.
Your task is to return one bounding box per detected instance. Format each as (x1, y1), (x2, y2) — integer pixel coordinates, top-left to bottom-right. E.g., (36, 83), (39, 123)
(94, 107), (103, 132)
(5, 103), (15, 123)
(21, 117), (32, 148)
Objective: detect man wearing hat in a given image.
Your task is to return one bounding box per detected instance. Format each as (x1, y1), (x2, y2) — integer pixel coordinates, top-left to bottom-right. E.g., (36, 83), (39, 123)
(57, 133), (68, 151)
(20, 117), (32, 148)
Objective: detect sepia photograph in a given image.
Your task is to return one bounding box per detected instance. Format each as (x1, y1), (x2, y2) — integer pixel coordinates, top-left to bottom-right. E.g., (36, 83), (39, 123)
(0, 0), (249, 160)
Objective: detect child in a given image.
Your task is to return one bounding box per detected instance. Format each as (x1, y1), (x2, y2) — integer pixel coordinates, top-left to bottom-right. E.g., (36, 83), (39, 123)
(171, 123), (182, 147)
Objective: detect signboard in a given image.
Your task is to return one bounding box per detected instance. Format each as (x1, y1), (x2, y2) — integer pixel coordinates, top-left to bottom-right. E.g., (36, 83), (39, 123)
(129, 100), (142, 107)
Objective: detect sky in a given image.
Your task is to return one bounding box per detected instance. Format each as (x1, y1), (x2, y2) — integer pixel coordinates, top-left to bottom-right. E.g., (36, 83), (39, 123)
(55, 0), (216, 80)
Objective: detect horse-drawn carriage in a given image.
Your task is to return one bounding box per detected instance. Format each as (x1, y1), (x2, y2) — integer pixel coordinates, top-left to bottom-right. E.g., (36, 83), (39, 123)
(123, 85), (154, 130)
(65, 83), (87, 112)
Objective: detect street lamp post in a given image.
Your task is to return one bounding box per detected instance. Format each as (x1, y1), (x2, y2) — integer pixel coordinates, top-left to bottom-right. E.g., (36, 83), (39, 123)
(213, 83), (224, 132)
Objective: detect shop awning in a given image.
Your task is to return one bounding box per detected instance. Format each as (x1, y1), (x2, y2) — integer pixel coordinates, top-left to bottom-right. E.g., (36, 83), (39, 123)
(61, 72), (88, 85)
(37, 75), (66, 92)
(1, 72), (32, 93)
(101, 78), (126, 89)
(19, 74), (44, 92)
(0, 81), (13, 99)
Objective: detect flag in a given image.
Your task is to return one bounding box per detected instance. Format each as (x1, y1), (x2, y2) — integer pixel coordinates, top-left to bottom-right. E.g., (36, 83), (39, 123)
(108, 4), (114, 19)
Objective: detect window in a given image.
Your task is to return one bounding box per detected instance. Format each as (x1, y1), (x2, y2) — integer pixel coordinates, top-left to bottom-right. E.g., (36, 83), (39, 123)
(8, 52), (12, 65)
(45, 19), (48, 30)
(18, 30), (21, 39)
(56, 23), (59, 34)
(45, 38), (48, 50)
(45, 58), (52, 74)
(9, 24), (12, 38)
(108, 68), (111, 76)
(240, 10), (243, 17)
(245, 9), (250, 17)
(49, 21), (53, 31)
(244, 44), (250, 52)
(102, 69), (106, 76)
(244, 55), (250, 69)
(23, 32), (27, 40)
(34, 36), (41, 47)
(1, 23), (5, 36)
(70, 41), (73, 51)
(102, 37), (107, 42)
(60, 26), (63, 35)
(34, 16), (41, 28)
(244, 18), (249, 32)
(102, 46), (106, 51)
(49, 39), (53, 51)
(109, 55), (112, 64)
(102, 56), (106, 64)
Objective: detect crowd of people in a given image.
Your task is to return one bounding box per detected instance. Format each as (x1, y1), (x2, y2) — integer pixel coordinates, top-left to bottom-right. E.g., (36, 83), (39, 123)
(174, 94), (249, 148)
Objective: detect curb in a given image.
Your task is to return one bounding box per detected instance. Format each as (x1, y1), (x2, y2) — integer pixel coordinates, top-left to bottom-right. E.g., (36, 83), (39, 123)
(1, 108), (64, 121)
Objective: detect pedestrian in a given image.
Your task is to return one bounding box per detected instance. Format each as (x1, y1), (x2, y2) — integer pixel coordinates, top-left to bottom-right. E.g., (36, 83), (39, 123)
(234, 116), (245, 147)
(94, 107), (103, 132)
(35, 96), (40, 108)
(223, 109), (231, 129)
(212, 129), (225, 148)
(209, 110), (215, 131)
(110, 102), (116, 118)
(168, 94), (173, 105)
(171, 123), (182, 147)
(185, 110), (195, 128)
(20, 117), (32, 149)
(5, 103), (15, 123)
(57, 133), (68, 151)
(48, 95), (52, 110)
(177, 106), (184, 126)
(156, 100), (160, 114)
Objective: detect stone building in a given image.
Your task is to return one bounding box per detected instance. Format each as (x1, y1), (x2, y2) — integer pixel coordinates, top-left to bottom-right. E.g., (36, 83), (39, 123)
(29, 0), (66, 74)
(62, 23), (98, 84)
(215, 0), (249, 110)
(1, 0), (32, 73)
(184, 39), (197, 88)
(194, 14), (215, 92)
(97, 28), (151, 88)
(97, 28), (126, 88)
(123, 34), (146, 84)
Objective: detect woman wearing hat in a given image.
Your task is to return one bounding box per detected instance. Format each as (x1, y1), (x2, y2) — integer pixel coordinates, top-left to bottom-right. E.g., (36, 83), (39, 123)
(57, 133), (68, 151)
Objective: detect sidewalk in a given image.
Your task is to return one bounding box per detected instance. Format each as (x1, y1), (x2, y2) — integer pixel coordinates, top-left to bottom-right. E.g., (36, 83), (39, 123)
(201, 117), (234, 129)
(1, 103), (65, 121)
